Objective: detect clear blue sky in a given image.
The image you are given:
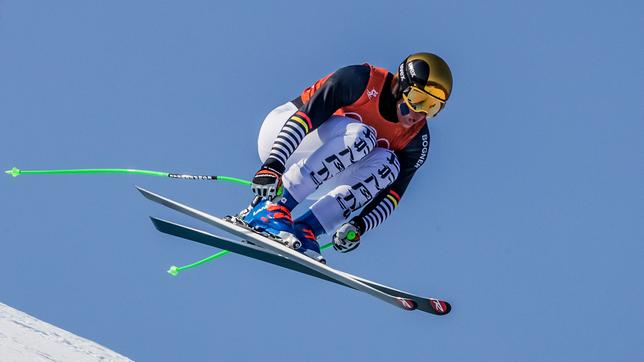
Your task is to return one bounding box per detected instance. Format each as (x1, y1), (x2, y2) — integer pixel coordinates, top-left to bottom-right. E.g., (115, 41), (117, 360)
(2, 1), (643, 361)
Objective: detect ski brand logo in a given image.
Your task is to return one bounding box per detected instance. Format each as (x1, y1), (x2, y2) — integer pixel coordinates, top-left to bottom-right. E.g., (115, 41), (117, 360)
(169, 174), (212, 180)
(367, 88), (378, 100)
(399, 298), (416, 310)
(429, 298), (446, 313)
(251, 204), (268, 217)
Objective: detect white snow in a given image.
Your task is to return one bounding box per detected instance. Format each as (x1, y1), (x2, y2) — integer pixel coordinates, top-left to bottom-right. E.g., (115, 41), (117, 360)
(0, 302), (132, 362)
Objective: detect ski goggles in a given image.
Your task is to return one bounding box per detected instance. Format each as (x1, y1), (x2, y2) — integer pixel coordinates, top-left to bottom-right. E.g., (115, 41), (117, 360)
(402, 86), (446, 119)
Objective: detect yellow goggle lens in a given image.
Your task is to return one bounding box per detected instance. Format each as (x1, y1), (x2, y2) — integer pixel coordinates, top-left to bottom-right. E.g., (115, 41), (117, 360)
(426, 86), (447, 102)
(403, 86), (444, 118)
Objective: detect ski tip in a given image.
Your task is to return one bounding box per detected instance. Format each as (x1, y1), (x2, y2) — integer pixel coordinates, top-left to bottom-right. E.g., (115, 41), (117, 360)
(5, 167), (20, 177)
(427, 298), (451, 315)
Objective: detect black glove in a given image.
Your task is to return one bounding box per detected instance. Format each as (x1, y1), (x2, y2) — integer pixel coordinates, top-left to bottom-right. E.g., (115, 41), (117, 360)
(251, 166), (283, 198)
(333, 220), (362, 253)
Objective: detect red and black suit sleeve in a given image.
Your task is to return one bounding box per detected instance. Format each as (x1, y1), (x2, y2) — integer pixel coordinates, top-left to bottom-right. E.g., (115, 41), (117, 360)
(262, 65), (370, 174)
(350, 124), (431, 234)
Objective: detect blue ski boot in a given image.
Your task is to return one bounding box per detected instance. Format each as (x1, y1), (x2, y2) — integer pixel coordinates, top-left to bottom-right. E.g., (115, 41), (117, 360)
(241, 199), (302, 250)
(293, 222), (326, 264)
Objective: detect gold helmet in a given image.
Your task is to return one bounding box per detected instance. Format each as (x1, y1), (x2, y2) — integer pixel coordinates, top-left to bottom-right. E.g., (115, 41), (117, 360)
(397, 53), (453, 118)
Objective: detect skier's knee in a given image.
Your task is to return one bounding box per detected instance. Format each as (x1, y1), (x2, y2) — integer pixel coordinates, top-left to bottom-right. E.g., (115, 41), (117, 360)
(368, 148), (400, 181)
(345, 123), (377, 154)
(257, 102), (299, 162)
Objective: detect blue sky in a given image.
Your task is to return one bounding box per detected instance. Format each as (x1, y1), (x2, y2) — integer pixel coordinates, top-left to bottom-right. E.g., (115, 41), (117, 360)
(1, 0), (643, 361)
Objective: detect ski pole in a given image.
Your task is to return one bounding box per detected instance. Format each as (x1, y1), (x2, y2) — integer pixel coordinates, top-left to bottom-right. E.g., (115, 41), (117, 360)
(6, 166), (346, 275)
(167, 241), (335, 276)
(5, 167), (251, 186)
(168, 250), (232, 276)
(168, 228), (362, 275)
(6, 166), (253, 274)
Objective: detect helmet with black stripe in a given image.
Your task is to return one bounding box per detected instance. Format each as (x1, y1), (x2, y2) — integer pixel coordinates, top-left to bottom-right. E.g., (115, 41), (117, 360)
(396, 52), (453, 118)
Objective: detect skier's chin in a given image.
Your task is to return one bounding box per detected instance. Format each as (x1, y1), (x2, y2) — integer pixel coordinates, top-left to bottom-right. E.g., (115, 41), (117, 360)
(399, 118), (418, 128)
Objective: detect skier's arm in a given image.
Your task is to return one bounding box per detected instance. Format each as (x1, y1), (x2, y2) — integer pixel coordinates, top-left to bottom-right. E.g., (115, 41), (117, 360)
(350, 125), (431, 235)
(260, 65), (370, 175)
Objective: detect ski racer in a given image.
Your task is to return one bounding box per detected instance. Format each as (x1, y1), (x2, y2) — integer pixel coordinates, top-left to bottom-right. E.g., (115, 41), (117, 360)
(240, 52), (453, 264)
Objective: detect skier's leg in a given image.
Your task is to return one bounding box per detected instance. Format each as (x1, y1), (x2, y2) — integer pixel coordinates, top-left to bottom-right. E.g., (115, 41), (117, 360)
(300, 148), (401, 235)
(258, 100), (378, 170)
(279, 116), (377, 207)
(258, 102), (336, 167)
(248, 103), (377, 258)
(257, 102), (299, 166)
(237, 102), (302, 244)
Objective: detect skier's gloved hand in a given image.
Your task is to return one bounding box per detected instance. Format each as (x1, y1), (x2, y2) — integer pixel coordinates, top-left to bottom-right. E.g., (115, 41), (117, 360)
(333, 221), (361, 253)
(251, 166), (283, 199)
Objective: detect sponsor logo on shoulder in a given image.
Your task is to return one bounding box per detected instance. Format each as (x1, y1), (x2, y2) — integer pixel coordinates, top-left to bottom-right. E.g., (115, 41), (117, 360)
(414, 134), (429, 168)
(367, 88), (378, 100)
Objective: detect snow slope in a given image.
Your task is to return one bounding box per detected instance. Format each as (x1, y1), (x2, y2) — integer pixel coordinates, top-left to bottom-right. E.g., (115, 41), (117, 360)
(0, 303), (131, 362)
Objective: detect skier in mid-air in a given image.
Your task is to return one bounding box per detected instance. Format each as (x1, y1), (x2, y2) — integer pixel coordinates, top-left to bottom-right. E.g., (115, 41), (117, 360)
(239, 52), (453, 264)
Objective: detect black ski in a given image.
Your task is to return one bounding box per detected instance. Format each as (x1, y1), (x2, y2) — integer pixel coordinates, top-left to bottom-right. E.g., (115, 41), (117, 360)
(150, 217), (451, 316)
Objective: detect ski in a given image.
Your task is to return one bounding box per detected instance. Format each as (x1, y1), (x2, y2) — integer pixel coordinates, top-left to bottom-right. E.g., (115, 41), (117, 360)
(150, 217), (451, 315)
(137, 187), (423, 312)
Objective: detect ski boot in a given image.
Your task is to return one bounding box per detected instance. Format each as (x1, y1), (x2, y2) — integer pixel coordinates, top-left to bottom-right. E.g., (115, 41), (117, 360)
(238, 198), (302, 250)
(293, 222), (326, 264)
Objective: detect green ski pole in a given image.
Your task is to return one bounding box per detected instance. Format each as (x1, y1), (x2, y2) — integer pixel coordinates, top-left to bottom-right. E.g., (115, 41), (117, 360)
(169, 241), (336, 276)
(7, 166), (336, 275)
(5, 167), (251, 186)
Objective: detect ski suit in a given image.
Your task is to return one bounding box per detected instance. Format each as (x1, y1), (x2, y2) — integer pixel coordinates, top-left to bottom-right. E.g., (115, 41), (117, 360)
(258, 64), (430, 235)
